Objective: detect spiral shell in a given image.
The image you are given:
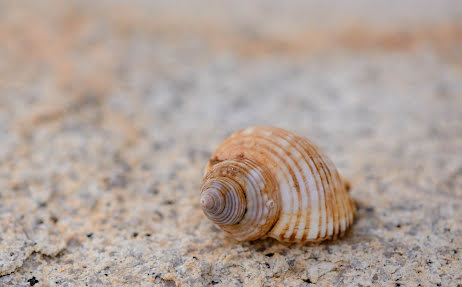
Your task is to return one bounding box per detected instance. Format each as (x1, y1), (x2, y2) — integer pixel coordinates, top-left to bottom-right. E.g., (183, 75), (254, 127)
(200, 126), (355, 242)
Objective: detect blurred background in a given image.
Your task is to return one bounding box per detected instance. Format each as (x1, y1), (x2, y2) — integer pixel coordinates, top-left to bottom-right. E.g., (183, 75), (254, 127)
(1, 0), (462, 286)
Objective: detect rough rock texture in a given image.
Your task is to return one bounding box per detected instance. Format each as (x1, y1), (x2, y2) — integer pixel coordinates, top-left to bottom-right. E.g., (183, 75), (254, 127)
(1, 1), (462, 286)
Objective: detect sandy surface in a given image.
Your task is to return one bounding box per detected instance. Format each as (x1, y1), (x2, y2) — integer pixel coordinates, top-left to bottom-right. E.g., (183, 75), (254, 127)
(1, 1), (462, 286)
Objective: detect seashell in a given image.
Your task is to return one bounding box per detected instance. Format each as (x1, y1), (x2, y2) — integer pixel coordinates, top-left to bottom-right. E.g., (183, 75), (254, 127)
(200, 126), (355, 242)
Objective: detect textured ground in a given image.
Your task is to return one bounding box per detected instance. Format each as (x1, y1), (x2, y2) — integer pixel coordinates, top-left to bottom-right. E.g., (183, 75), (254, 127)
(1, 1), (462, 286)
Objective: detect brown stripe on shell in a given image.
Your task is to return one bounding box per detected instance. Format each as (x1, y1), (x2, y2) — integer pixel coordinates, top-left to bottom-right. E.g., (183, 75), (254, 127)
(304, 142), (338, 240)
(268, 128), (324, 241)
(306, 150), (328, 240)
(249, 133), (304, 240)
(265, 130), (318, 241)
(266, 128), (333, 241)
(327, 163), (346, 236)
(311, 145), (345, 239)
(297, 134), (331, 240)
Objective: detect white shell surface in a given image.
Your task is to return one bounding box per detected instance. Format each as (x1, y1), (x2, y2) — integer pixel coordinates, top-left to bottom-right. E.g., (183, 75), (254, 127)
(206, 126), (355, 242)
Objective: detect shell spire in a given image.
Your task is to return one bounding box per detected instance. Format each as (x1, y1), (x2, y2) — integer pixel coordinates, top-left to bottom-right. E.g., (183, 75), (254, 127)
(200, 126), (355, 242)
(200, 176), (246, 225)
(200, 158), (280, 241)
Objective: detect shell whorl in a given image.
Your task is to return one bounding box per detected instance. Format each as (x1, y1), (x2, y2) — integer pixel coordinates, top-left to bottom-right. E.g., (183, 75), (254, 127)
(201, 126), (355, 242)
(200, 175), (246, 225)
(200, 158), (280, 241)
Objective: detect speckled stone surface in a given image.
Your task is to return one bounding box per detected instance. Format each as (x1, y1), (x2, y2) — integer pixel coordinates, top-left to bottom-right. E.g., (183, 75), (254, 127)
(1, 1), (462, 286)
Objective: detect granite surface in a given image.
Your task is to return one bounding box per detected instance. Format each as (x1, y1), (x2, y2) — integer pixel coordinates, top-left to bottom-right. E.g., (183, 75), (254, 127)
(1, 1), (462, 286)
